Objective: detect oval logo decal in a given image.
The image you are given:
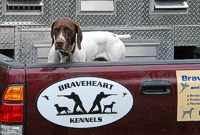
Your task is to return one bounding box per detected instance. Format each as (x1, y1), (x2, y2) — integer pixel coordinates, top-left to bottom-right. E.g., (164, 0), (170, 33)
(37, 77), (134, 128)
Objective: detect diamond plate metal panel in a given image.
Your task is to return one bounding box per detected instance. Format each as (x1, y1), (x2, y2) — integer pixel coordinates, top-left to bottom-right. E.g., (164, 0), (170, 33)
(175, 26), (200, 45)
(0, 0), (199, 62)
(52, 0), (69, 20)
(0, 27), (14, 43)
(0, 0), (198, 26)
(111, 28), (174, 60)
(0, 43), (15, 49)
(68, 0), (128, 27)
(0, 0), (52, 25)
(126, 0), (143, 26)
(158, 42), (174, 60)
(142, 0), (200, 25)
(176, 26), (200, 41)
(15, 30), (51, 63)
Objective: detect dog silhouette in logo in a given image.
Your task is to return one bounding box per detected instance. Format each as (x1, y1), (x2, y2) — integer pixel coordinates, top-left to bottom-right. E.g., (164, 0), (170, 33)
(182, 108), (194, 119)
(54, 104), (70, 115)
(103, 102), (116, 113)
(89, 92), (117, 113)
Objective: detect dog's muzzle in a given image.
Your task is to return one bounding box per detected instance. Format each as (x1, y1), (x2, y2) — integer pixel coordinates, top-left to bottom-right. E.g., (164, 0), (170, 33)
(59, 43), (76, 62)
(55, 41), (65, 50)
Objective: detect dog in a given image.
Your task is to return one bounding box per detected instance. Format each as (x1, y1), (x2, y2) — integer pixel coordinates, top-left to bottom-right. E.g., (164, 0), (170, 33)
(47, 18), (126, 63)
(103, 102), (116, 113)
(54, 104), (70, 114)
(182, 107), (194, 119)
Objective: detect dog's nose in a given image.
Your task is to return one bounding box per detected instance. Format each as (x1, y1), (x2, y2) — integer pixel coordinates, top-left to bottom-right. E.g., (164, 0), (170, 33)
(55, 41), (64, 49)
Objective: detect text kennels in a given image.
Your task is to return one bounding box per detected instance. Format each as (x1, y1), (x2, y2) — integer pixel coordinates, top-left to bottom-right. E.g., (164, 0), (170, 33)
(37, 77), (134, 128)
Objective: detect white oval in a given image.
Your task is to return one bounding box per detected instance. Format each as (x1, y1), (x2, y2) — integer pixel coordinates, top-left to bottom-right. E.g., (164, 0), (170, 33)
(37, 77), (134, 128)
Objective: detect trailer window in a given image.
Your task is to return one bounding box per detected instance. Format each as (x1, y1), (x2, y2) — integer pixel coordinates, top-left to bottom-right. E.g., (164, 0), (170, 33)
(0, 49), (14, 59)
(2, 0), (44, 15)
(150, 0), (189, 15)
(77, 0), (115, 15)
(174, 46), (200, 59)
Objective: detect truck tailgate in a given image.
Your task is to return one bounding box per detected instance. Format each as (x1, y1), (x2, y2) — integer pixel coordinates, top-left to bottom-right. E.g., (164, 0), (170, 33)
(25, 62), (200, 135)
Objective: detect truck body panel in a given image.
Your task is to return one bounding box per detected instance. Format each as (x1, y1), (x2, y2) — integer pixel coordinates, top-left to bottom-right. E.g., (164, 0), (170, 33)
(23, 62), (200, 134)
(1, 54), (200, 134)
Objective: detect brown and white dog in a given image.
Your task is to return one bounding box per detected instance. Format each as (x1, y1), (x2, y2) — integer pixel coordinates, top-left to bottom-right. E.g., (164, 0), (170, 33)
(47, 18), (126, 63)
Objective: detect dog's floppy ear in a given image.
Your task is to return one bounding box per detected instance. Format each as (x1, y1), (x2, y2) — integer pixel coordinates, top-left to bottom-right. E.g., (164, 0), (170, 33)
(75, 23), (82, 50)
(51, 21), (55, 46)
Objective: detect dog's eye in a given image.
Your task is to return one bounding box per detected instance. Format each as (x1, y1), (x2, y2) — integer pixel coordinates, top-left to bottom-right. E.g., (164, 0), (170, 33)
(54, 28), (59, 33)
(64, 27), (72, 36)
(67, 30), (71, 36)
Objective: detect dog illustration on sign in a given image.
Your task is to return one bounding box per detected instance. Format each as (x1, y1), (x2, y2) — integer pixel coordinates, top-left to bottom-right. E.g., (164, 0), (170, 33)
(54, 91), (117, 115)
(103, 102), (116, 113)
(54, 104), (71, 115)
(182, 107), (194, 119)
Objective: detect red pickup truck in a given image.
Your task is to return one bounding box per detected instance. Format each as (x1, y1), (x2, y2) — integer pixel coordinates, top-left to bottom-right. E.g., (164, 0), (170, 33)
(0, 54), (200, 135)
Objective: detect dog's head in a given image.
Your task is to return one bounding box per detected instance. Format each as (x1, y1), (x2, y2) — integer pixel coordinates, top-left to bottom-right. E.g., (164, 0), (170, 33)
(51, 18), (82, 51)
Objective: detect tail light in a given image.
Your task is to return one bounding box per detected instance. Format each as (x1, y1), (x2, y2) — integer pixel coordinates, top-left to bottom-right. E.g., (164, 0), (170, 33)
(3, 86), (24, 102)
(0, 85), (24, 135)
(0, 104), (23, 123)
